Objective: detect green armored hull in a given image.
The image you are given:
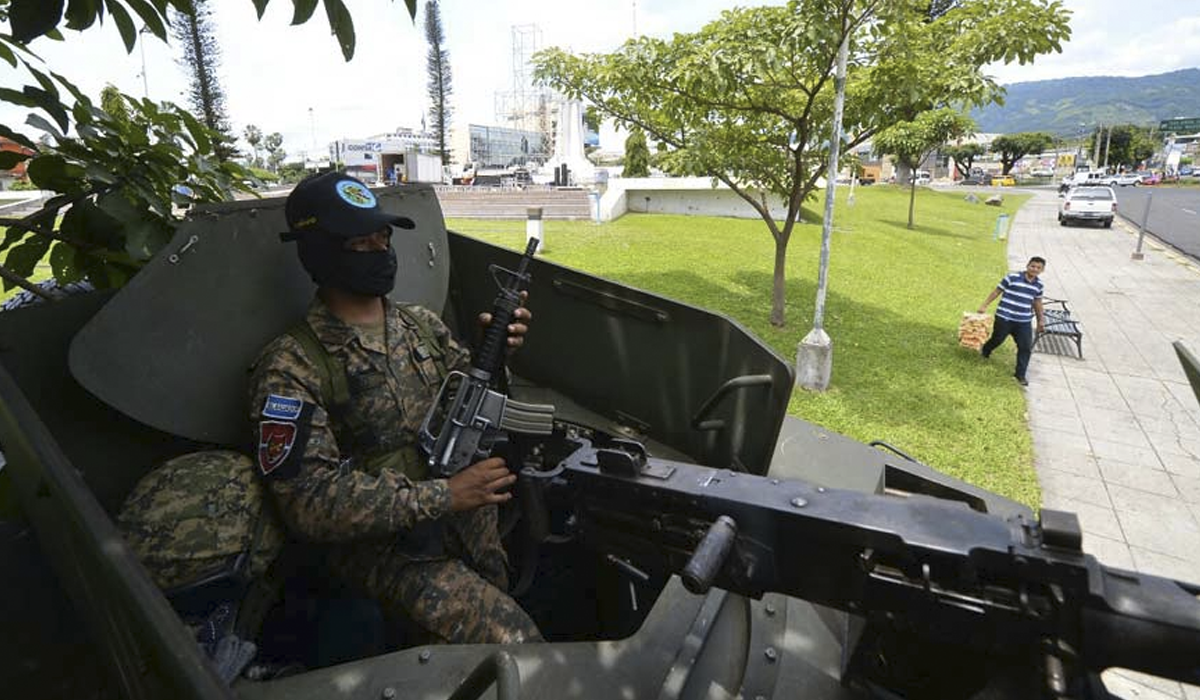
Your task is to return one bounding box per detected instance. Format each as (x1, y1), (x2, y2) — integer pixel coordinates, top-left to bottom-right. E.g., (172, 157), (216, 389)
(1, 185), (1195, 700)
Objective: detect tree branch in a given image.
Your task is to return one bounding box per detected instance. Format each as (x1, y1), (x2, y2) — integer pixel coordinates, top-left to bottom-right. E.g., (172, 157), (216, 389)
(0, 263), (54, 301)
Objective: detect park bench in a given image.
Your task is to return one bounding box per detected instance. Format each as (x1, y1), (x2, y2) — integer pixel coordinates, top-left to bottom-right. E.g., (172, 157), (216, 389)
(1034, 298), (1083, 359)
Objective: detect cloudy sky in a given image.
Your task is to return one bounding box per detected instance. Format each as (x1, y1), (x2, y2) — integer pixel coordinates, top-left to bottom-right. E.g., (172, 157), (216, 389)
(2, 0), (1198, 159)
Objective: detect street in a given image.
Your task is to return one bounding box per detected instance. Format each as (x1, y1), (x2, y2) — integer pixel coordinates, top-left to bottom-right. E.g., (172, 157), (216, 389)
(1114, 186), (1200, 261)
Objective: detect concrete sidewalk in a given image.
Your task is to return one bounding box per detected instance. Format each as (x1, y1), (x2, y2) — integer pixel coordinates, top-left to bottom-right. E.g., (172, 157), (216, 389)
(1003, 189), (1200, 699)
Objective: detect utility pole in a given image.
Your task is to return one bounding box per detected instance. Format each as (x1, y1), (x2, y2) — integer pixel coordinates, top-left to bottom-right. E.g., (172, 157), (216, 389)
(1092, 125), (1103, 170)
(137, 25), (151, 98)
(308, 107), (317, 152)
(1103, 125), (1113, 170)
(796, 18), (849, 392)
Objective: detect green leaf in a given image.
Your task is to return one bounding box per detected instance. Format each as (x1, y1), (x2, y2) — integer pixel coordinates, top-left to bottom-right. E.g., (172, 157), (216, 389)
(49, 71), (91, 108)
(21, 85), (71, 133)
(9, 0), (66, 43)
(64, 0), (103, 31)
(0, 124), (38, 151)
(0, 87), (41, 109)
(123, 0), (168, 40)
(4, 237), (52, 281)
(177, 110), (212, 152)
(26, 113), (65, 142)
(104, 0), (137, 52)
(0, 151), (32, 169)
(403, 0), (417, 19)
(322, 0), (355, 61)
(0, 40), (17, 68)
(252, 0), (270, 19)
(0, 229), (27, 254)
(26, 154), (86, 191)
(291, 0), (318, 25)
(23, 65), (60, 101)
(49, 242), (82, 284)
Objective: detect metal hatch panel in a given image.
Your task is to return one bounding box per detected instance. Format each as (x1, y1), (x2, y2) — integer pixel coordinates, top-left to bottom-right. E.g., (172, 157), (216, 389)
(68, 185), (448, 446)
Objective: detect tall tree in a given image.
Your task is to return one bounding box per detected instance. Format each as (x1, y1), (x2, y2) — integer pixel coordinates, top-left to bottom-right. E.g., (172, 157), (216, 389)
(171, 0), (237, 161)
(944, 142), (985, 178)
(244, 125), (264, 169)
(424, 0), (454, 165)
(873, 108), (975, 228)
(535, 0), (1070, 327)
(623, 128), (650, 178)
(264, 132), (286, 172)
(990, 131), (1055, 174)
(1085, 124), (1156, 170)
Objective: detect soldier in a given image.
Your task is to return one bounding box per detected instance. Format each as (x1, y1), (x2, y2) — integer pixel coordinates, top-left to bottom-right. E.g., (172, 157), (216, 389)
(248, 172), (542, 645)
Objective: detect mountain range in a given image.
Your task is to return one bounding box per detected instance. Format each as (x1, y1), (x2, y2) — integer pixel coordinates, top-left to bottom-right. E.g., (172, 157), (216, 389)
(970, 68), (1200, 135)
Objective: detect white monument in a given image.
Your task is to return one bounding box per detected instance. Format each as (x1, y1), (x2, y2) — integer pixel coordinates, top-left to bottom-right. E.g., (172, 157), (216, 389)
(542, 99), (595, 185)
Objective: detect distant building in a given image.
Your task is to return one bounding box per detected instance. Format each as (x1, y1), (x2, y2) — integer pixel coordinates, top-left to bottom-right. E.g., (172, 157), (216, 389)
(329, 129), (438, 183)
(466, 124), (548, 169)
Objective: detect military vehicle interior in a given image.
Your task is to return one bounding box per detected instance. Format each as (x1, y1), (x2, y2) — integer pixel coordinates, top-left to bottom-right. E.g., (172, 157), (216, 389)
(0, 185), (799, 680)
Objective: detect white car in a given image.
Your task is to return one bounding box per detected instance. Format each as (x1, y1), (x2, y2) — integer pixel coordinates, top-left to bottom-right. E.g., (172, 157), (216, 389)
(1058, 186), (1116, 228)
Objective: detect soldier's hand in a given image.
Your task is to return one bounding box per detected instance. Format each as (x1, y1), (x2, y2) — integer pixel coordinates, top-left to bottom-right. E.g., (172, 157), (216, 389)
(478, 291), (531, 352)
(448, 457), (516, 512)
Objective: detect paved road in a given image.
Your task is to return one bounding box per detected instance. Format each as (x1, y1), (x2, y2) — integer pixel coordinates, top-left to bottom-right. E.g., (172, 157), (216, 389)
(1114, 187), (1200, 260)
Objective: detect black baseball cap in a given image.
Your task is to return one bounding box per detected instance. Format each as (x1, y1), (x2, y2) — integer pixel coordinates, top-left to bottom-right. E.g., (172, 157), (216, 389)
(281, 172), (415, 241)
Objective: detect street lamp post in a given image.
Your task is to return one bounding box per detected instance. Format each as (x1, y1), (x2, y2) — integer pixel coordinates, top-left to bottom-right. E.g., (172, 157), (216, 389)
(796, 23), (849, 392)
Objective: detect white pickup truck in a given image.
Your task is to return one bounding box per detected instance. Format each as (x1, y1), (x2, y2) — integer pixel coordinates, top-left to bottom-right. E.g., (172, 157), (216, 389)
(1058, 186), (1117, 227)
(1059, 171), (1142, 192)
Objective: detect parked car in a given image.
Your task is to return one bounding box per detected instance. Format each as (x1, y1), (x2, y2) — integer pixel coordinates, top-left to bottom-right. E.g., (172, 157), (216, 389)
(911, 170), (932, 186)
(1058, 185), (1116, 227)
(1108, 172), (1143, 187)
(1140, 172), (1162, 186)
(991, 175), (1015, 187)
(1179, 165), (1194, 177)
(957, 177), (983, 186)
(1029, 167), (1054, 178)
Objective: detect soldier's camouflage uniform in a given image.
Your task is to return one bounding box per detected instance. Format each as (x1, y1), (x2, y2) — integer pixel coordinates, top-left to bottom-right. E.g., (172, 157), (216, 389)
(248, 297), (542, 644)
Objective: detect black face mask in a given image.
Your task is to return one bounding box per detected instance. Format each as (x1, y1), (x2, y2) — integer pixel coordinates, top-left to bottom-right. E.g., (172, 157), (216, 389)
(298, 237), (398, 297)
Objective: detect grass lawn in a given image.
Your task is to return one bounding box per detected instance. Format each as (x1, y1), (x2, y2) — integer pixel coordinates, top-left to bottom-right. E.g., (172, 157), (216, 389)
(448, 184), (1041, 508)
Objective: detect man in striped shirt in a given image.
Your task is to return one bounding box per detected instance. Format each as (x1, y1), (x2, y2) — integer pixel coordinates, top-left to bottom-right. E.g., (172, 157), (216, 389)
(978, 257), (1047, 387)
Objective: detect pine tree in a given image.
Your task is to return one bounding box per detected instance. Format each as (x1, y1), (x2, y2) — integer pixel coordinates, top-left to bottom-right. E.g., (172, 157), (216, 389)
(624, 128), (650, 177)
(172, 0), (237, 161)
(424, 1), (454, 165)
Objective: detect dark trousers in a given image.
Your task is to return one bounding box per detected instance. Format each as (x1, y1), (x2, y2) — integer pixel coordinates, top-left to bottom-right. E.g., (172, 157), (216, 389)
(981, 316), (1034, 379)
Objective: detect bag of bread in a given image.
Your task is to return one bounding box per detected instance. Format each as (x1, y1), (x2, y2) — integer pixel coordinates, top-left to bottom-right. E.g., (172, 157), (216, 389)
(958, 312), (992, 351)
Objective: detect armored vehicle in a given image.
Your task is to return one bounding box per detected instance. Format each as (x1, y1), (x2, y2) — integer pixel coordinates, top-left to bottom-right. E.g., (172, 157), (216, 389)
(1, 185), (1198, 699)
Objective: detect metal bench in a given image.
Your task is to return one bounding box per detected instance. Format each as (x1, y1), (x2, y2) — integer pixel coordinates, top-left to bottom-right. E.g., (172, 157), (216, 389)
(1034, 298), (1083, 359)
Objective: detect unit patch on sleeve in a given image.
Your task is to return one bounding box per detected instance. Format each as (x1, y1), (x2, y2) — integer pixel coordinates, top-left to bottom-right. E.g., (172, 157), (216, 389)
(262, 394), (303, 420)
(256, 400), (315, 479)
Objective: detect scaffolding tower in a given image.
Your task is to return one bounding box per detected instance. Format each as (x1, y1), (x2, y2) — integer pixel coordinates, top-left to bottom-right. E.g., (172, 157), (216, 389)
(493, 24), (556, 161)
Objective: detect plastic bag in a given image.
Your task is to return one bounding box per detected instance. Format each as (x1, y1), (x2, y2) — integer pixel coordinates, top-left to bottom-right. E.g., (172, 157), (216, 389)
(958, 312), (992, 351)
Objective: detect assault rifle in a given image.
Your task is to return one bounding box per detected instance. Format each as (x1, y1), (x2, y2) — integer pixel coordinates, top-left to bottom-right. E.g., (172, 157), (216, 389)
(516, 429), (1200, 698)
(419, 237), (555, 478)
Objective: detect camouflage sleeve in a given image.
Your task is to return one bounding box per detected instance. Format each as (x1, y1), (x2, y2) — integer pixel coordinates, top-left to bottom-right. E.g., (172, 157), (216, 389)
(409, 305), (472, 373)
(248, 335), (452, 543)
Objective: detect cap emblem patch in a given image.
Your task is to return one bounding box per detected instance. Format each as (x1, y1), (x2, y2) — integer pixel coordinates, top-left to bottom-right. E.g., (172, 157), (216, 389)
(336, 180), (376, 208)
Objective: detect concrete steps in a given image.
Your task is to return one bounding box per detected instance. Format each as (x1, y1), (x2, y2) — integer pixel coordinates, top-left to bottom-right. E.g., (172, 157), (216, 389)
(435, 186), (593, 220)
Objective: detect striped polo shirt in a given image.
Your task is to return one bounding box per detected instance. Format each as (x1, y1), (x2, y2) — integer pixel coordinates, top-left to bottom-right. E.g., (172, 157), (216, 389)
(995, 272), (1043, 322)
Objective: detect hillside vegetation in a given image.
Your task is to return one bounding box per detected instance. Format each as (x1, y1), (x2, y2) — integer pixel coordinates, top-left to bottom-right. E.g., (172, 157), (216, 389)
(973, 68), (1200, 134)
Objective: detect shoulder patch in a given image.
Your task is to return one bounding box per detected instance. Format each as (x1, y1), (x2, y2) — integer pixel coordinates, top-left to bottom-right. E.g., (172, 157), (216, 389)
(258, 421), (298, 476)
(263, 394), (303, 420)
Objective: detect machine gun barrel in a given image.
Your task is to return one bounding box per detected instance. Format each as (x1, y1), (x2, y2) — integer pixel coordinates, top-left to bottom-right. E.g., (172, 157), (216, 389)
(547, 437), (1200, 686)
